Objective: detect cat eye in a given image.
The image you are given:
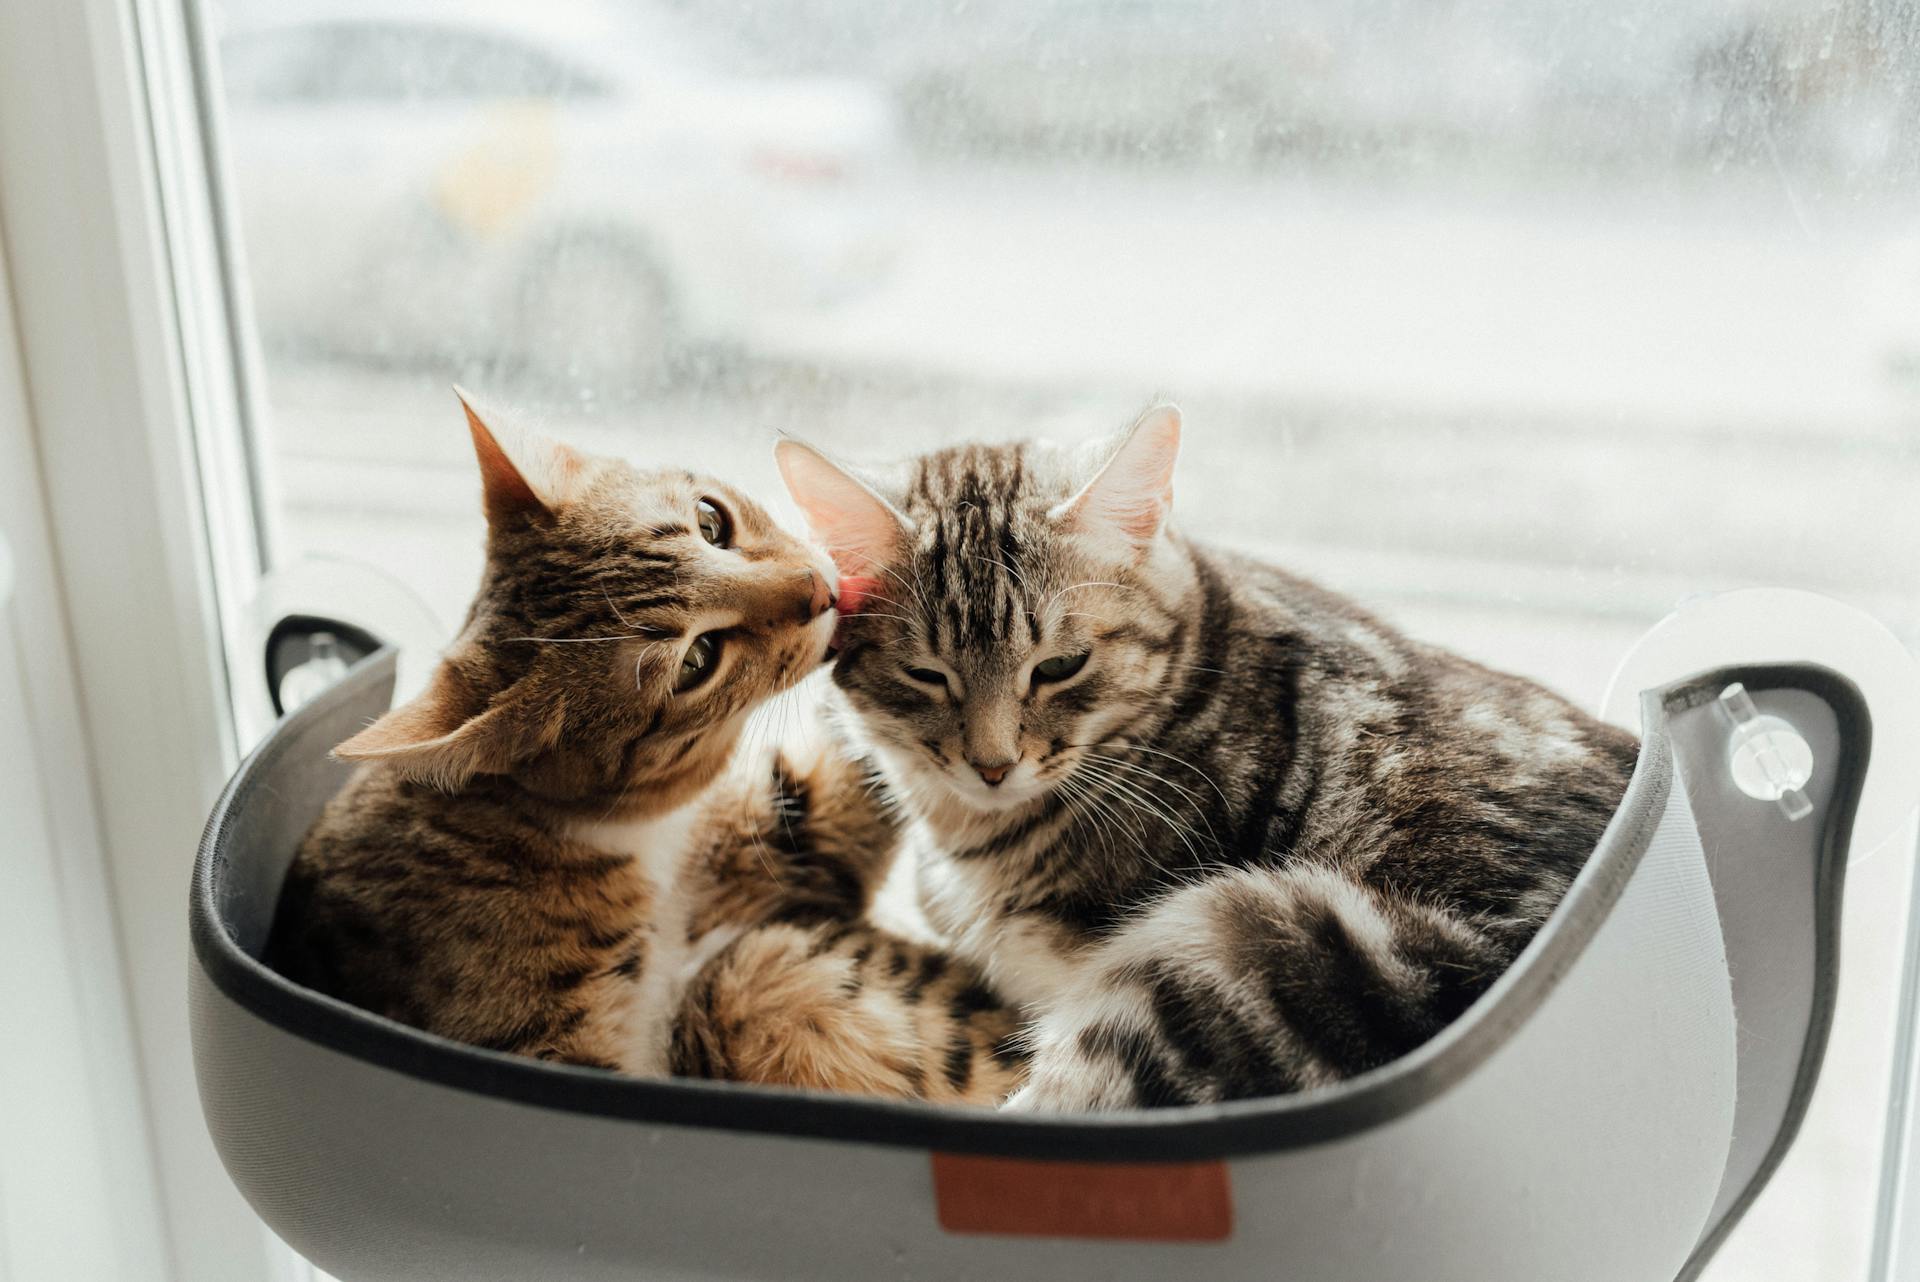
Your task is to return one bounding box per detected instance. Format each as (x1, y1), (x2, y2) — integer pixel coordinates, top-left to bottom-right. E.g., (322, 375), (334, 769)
(675, 633), (721, 693)
(1031, 651), (1090, 686)
(903, 666), (949, 689)
(695, 498), (731, 548)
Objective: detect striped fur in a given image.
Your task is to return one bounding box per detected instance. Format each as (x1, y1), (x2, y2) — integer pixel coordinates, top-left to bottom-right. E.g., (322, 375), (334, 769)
(268, 401), (1021, 1103)
(780, 407), (1638, 1110)
(671, 919), (1027, 1103)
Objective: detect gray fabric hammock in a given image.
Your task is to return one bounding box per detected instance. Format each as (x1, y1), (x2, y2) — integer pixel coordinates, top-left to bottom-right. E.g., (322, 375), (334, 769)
(189, 651), (1867, 1281)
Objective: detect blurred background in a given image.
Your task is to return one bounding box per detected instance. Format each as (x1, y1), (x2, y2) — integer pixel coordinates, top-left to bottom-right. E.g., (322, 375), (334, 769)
(199, 2), (1920, 1276)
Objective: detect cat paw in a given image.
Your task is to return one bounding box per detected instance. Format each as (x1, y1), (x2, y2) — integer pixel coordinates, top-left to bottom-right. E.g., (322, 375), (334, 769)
(999, 1083), (1043, 1112)
(996, 1066), (1103, 1114)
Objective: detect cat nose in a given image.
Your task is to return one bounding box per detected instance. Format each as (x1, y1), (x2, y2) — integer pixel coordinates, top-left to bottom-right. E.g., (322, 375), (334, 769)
(972, 760), (1015, 787)
(805, 570), (834, 620)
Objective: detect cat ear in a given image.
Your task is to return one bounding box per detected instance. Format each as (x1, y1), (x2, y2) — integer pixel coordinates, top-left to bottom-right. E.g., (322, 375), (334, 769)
(454, 386), (583, 523)
(774, 438), (914, 574)
(1051, 404), (1182, 555)
(334, 662), (562, 790)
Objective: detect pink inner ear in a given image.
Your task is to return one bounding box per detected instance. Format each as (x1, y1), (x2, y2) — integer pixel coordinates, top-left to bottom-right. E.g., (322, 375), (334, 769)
(336, 699), (458, 759)
(461, 397), (548, 520)
(775, 440), (906, 575)
(1062, 409), (1181, 546)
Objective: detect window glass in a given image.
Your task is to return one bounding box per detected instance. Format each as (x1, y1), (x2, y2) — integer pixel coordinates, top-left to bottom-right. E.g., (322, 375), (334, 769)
(225, 23), (610, 104)
(203, 1), (1920, 1274)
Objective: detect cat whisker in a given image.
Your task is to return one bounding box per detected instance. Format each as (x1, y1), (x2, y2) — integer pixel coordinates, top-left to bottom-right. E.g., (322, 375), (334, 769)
(1069, 760), (1213, 865)
(1111, 742), (1233, 807)
(1102, 781), (1210, 860)
(965, 551), (1033, 595)
(855, 559), (947, 637)
(1070, 740), (1232, 808)
(1079, 755), (1218, 846)
(734, 751), (783, 888)
(1055, 772), (1129, 863)
(601, 582), (643, 630)
(507, 633), (664, 645)
(732, 718), (786, 887)
(1077, 752), (1213, 814)
(1051, 783), (1111, 862)
(1043, 580), (1132, 611)
(1154, 660), (1229, 676)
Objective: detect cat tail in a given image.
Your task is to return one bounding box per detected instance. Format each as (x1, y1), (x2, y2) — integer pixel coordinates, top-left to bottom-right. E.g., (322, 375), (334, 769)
(670, 921), (1028, 1105)
(1005, 863), (1516, 1112)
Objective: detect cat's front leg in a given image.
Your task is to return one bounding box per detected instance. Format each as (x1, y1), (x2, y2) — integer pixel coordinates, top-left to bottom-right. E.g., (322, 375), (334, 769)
(996, 945), (1204, 1114)
(1001, 944), (1262, 1112)
(997, 875), (1259, 1113)
(1001, 1021), (1145, 1114)
(693, 739), (902, 933)
(919, 855), (1089, 1014)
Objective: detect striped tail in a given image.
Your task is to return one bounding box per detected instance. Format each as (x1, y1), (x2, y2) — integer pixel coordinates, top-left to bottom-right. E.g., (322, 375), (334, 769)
(1005, 863), (1517, 1111)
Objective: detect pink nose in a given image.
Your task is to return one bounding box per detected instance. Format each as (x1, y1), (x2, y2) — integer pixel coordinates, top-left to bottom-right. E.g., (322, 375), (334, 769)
(973, 762), (1013, 787)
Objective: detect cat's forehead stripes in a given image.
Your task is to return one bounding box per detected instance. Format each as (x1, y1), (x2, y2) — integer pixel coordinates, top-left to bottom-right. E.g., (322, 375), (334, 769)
(903, 442), (1053, 657)
(907, 440), (1035, 510)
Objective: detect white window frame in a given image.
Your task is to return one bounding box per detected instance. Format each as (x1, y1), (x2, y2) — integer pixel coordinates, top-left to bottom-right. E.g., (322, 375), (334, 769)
(0, 207), (171, 1282)
(0, 0), (286, 1278)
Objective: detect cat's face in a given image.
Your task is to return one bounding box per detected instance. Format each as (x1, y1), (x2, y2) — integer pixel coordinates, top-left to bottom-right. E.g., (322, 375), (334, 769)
(337, 395), (836, 807)
(777, 408), (1182, 818)
(489, 450), (837, 746)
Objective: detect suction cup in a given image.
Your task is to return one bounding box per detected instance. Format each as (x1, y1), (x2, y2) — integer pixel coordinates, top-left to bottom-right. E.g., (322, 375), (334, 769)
(1604, 588), (1920, 860)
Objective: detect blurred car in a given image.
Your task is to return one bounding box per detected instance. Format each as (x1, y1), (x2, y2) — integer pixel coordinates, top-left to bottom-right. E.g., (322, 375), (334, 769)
(888, 0), (1312, 164)
(215, 0), (904, 392)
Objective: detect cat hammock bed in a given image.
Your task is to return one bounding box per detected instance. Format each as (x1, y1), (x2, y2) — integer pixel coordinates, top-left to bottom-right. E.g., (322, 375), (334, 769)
(191, 647), (1872, 1282)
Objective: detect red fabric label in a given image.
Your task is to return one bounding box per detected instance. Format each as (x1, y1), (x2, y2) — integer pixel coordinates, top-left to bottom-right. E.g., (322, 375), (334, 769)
(931, 1153), (1234, 1242)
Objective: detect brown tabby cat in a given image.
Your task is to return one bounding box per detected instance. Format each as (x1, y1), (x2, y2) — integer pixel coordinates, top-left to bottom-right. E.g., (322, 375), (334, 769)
(780, 405), (1638, 1111)
(266, 395), (1023, 1105)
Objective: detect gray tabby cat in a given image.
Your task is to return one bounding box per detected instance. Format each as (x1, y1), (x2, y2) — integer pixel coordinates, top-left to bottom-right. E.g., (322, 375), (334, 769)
(776, 406), (1638, 1111)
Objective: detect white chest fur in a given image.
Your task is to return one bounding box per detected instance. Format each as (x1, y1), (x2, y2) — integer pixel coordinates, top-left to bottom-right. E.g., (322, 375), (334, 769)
(920, 847), (1085, 1014)
(570, 803), (735, 1076)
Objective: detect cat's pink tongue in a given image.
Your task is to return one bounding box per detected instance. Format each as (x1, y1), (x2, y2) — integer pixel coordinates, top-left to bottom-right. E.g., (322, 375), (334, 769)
(830, 575), (881, 655)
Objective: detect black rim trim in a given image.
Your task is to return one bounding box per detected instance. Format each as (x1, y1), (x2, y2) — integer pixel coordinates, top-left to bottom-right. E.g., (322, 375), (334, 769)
(1676, 662), (1871, 1280)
